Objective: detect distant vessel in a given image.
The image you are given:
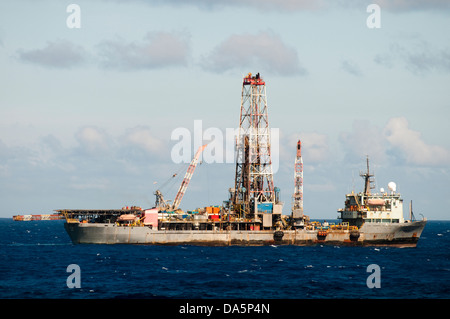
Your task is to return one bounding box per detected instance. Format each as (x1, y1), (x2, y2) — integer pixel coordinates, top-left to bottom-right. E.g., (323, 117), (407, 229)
(58, 73), (425, 246)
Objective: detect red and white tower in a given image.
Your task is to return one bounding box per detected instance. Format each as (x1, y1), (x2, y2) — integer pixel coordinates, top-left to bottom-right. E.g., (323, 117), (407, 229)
(292, 140), (304, 219)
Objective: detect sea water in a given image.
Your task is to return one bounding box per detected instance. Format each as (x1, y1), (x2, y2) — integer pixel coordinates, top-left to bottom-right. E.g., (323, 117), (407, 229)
(0, 219), (449, 299)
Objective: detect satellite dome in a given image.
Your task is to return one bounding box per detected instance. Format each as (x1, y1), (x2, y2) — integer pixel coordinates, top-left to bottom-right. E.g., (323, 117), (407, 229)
(388, 182), (396, 192)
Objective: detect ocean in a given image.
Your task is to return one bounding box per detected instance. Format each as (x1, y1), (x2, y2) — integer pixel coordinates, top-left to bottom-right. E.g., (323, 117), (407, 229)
(0, 218), (449, 300)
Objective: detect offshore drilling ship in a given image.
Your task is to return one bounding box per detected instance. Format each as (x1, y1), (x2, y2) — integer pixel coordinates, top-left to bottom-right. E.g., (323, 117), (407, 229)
(59, 73), (426, 246)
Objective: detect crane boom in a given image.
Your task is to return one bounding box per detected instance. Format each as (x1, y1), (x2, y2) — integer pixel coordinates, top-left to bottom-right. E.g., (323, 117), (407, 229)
(292, 140), (303, 219)
(172, 144), (208, 210)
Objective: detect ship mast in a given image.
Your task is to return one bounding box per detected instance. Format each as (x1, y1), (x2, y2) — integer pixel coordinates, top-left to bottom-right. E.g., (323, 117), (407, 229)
(360, 156), (375, 197)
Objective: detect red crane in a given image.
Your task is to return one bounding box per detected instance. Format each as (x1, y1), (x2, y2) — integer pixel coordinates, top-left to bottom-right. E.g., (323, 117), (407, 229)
(172, 144), (208, 210)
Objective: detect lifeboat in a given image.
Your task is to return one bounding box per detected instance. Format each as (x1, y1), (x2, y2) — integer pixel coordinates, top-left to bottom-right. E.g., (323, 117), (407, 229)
(117, 214), (137, 222)
(368, 199), (385, 206)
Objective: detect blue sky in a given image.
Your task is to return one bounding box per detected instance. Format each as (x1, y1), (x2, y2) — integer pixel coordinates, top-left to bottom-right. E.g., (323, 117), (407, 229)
(1, 0), (449, 219)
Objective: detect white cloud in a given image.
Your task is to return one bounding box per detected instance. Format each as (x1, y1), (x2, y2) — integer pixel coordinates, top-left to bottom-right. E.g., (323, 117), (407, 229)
(17, 39), (87, 68)
(75, 126), (112, 156)
(113, 0), (450, 12)
(15, 32), (190, 71)
(127, 0), (324, 11)
(339, 120), (386, 164)
(339, 118), (450, 167)
(384, 117), (450, 166)
(123, 126), (165, 154)
(201, 31), (307, 76)
(237, 0), (324, 10)
(300, 133), (330, 163)
(375, 0), (450, 11)
(331, 0), (450, 11)
(0, 125), (173, 214)
(98, 31), (190, 70)
(284, 132), (330, 163)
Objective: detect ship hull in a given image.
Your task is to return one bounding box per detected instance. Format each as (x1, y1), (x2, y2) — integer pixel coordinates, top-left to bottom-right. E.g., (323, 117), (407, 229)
(64, 220), (426, 247)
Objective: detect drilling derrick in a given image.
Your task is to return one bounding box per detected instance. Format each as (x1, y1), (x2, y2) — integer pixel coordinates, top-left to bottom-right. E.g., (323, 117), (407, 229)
(231, 73), (282, 228)
(292, 140), (304, 223)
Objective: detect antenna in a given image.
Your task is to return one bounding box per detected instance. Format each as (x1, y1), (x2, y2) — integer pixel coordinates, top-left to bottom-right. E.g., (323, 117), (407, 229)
(360, 155), (375, 196)
(351, 170), (355, 192)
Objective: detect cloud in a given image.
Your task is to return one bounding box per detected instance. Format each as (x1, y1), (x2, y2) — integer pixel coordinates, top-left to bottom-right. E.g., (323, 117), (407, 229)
(15, 32), (190, 71)
(68, 176), (110, 190)
(201, 31), (307, 76)
(41, 134), (64, 154)
(97, 31), (190, 70)
(0, 125), (184, 214)
(125, 0), (324, 11)
(59, 125), (167, 172)
(234, 0), (324, 11)
(341, 60), (363, 77)
(374, 41), (450, 75)
(75, 126), (113, 156)
(16, 39), (87, 68)
(331, 0), (450, 11)
(375, 0), (450, 11)
(108, 0), (450, 12)
(405, 48), (450, 75)
(122, 126), (165, 155)
(384, 117), (450, 166)
(284, 132), (330, 164)
(339, 120), (386, 164)
(300, 133), (330, 163)
(339, 117), (450, 167)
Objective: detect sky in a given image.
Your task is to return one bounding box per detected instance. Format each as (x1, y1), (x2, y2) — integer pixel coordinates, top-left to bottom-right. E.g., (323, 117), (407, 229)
(0, 0), (449, 220)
